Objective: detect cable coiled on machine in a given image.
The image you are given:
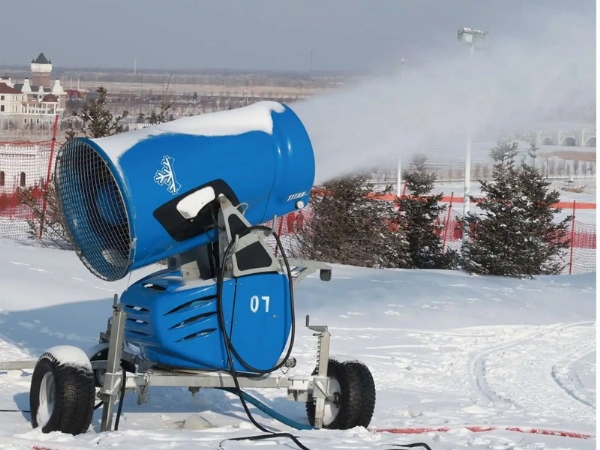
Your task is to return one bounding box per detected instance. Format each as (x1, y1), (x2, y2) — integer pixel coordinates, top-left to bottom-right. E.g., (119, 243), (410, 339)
(216, 225), (311, 450)
(215, 224), (433, 450)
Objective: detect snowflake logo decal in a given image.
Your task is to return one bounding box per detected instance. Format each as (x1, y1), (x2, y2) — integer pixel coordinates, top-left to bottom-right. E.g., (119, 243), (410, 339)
(154, 155), (181, 195)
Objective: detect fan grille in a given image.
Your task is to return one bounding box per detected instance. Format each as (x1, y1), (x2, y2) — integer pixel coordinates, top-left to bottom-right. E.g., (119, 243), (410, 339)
(56, 140), (132, 281)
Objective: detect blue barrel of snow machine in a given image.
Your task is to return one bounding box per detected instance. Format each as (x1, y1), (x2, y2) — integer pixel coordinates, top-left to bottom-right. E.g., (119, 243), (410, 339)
(55, 102), (314, 281)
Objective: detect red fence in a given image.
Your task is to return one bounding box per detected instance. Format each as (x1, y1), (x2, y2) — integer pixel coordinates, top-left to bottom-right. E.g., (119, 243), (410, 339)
(441, 209), (596, 249)
(437, 207), (595, 275)
(0, 116), (59, 240)
(0, 131), (595, 275)
(270, 197), (596, 275)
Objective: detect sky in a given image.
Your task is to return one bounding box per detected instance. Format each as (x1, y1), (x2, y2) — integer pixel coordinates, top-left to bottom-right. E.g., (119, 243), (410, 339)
(0, 0), (595, 184)
(0, 0), (595, 72)
(291, 0), (595, 181)
(0, 238), (596, 449)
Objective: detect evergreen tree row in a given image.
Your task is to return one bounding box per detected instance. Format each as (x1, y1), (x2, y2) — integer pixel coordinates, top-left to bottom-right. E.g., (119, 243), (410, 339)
(297, 144), (570, 278)
(297, 156), (459, 271)
(461, 142), (570, 277)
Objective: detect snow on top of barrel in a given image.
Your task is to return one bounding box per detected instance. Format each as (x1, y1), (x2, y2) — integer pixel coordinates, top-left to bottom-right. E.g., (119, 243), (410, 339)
(156, 101), (285, 136)
(93, 101), (286, 164)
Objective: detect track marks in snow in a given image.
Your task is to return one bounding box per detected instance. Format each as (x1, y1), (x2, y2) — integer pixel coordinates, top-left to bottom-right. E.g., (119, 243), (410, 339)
(9, 261), (54, 274)
(468, 324), (566, 409)
(551, 341), (596, 408)
(8, 262), (112, 292)
(470, 322), (596, 424)
(17, 321), (92, 343)
(322, 323), (596, 429)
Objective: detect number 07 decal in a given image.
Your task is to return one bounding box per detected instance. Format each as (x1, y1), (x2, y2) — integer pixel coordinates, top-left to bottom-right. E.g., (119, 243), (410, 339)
(250, 295), (270, 313)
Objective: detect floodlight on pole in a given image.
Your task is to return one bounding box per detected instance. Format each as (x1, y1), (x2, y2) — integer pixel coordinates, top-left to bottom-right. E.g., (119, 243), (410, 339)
(457, 27), (487, 248)
(397, 54), (406, 197)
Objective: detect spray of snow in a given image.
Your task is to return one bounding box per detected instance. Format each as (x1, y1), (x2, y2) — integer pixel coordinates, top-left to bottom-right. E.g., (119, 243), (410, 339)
(292, 9), (595, 183)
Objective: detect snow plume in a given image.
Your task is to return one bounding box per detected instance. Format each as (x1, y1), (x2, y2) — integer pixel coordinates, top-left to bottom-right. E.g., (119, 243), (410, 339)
(293, 7), (595, 184)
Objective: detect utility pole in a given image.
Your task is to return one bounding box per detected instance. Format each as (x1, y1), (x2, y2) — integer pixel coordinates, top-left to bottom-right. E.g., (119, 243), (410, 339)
(457, 27), (487, 247)
(396, 55), (406, 197)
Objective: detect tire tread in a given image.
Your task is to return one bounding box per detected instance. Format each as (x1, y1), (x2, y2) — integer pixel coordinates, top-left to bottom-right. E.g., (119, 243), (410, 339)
(306, 359), (376, 430)
(30, 353), (95, 435)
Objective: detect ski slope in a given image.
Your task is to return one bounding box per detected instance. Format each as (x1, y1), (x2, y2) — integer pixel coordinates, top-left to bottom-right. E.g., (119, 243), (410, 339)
(0, 238), (596, 450)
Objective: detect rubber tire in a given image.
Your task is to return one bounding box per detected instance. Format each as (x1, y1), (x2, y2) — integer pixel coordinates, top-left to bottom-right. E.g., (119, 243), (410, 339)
(30, 353), (95, 435)
(348, 361), (376, 428)
(306, 359), (376, 429)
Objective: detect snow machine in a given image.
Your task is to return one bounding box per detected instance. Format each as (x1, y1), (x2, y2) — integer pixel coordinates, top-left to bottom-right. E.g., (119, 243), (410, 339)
(23, 102), (376, 435)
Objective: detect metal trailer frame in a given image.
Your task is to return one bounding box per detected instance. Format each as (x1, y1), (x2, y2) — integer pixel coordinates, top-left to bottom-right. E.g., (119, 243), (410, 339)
(1, 197), (342, 432)
(0, 259), (336, 432)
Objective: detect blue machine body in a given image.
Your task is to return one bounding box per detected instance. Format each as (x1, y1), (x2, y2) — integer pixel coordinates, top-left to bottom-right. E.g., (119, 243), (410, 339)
(120, 270), (292, 371)
(55, 102), (314, 281)
(55, 102), (313, 371)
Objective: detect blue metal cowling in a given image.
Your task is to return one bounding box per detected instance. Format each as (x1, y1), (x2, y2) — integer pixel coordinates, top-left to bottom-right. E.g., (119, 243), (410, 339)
(120, 270), (292, 371)
(55, 102), (314, 281)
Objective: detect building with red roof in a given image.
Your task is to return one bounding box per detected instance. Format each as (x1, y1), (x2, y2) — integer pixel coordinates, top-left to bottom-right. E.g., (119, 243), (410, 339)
(0, 53), (66, 130)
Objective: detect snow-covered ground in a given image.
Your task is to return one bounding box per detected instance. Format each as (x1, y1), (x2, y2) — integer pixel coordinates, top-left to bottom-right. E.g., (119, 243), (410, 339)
(0, 238), (596, 449)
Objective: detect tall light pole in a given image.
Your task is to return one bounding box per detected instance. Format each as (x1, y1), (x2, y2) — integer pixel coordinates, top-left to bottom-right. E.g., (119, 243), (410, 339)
(457, 27), (487, 246)
(397, 55), (406, 197)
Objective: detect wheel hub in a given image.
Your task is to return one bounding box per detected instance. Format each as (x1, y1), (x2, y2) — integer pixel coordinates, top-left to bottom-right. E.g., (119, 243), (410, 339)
(38, 372), (55, 427)
(322, 378), (342, 426)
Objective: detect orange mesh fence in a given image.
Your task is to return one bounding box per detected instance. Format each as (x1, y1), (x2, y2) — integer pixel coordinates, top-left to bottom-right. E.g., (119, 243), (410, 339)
(567, 221), (596, 275)
(0, 139), (59, 240)
(273, 205), (595, 275)
(0, 136), (595, 274)
(376, 193), (596, 210)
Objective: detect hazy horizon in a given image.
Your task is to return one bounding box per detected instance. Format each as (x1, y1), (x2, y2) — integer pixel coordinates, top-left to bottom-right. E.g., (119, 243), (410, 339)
(0, 62), (363, 77)
(0, 0), (594, 184)
(0, 0), (594, 72)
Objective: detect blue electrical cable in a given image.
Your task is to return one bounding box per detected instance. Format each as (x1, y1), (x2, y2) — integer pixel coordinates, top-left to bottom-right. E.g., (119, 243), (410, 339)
(221, 388), (313, 431)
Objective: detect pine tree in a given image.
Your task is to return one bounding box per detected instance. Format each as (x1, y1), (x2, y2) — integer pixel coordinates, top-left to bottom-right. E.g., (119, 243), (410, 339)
(66, 87), (128, 140)
(296, 173), (410, 268)
(17, 184), (72, 249)
(147, 101), (174, 124)
(462, 141), (571, 278)
(395, 155), (459, 269)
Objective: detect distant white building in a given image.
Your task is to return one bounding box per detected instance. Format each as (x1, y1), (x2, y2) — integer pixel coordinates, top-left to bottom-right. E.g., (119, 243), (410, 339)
(0, 142), (53, 193)
(0, 83), (25, 114)
(0, 53), (67, 130)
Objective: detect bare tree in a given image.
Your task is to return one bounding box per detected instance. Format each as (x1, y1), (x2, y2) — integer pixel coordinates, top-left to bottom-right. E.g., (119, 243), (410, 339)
(581, 160), (588, 176)
(549, 158), (557, 177)
(527, 141), (539, 168)
(572, 160), (580, 177)
(147, 101), (174, 124)
(557, 160), (566, 177)
(482, 164), (491, 179)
